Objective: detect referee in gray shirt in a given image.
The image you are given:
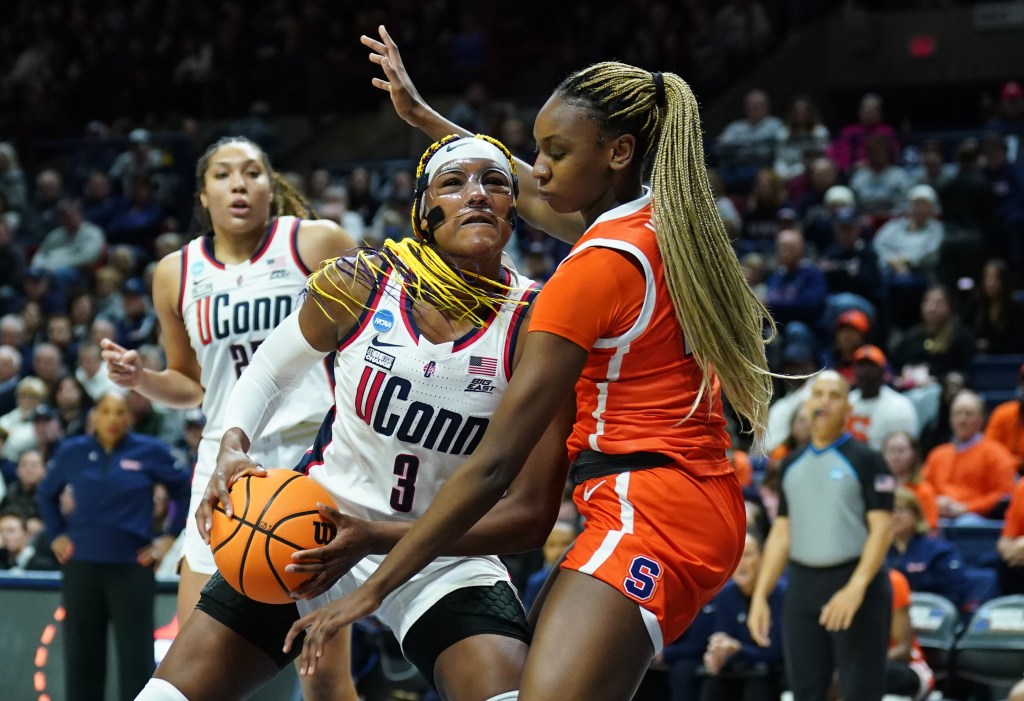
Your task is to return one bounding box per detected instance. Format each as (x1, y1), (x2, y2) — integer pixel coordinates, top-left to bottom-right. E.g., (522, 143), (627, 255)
(748, 370), (894, 701)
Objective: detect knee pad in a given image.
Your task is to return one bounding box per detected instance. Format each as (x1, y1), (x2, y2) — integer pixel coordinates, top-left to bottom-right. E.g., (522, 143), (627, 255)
(135, 678), (189, 701)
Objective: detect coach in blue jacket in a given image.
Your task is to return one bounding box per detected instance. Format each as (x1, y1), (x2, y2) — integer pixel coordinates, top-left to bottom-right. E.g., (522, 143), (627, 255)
(37, 389), (189, 701)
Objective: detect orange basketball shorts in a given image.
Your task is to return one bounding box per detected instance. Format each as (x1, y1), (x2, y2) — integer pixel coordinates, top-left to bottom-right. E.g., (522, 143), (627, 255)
(562, 466), (746, 651)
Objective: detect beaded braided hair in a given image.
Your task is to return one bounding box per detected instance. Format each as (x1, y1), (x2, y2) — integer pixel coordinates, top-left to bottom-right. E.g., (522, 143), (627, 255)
(305, 134), (526, 329)
(554, 63), (776, 439)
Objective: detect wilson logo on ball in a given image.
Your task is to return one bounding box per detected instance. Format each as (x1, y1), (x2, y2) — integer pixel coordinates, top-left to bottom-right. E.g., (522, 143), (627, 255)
(314, 521), (337, 545)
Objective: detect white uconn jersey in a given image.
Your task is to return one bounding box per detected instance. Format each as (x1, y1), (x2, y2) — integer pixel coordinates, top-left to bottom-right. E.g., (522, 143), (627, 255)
(179, 216), (334, 465)
(307, 264), (538, 594)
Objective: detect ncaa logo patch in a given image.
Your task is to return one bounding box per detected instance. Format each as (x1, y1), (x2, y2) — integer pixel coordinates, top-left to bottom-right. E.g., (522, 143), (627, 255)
(372, 309), (395, 333)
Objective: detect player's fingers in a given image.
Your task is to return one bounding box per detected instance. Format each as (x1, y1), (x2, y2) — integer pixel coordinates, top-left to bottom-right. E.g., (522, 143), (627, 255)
(316, 502), (343, 523)
(231, 463), (266, 484)
(283, 614), (311, 654)
(361, 35), (383, 52)
(196, 500), (212, 542)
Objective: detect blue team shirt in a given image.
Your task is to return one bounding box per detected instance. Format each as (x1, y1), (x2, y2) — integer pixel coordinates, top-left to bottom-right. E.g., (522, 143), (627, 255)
(37, 433), (190, 564)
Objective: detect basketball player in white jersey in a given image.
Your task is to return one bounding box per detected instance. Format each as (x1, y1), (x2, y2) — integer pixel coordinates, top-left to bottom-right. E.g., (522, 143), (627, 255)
(100, 136), (359, 701)
(137, 134), (573, 701)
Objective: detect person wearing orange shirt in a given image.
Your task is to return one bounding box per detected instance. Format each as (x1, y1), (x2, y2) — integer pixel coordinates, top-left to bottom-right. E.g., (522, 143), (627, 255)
(882, 430), (939, 531)
(984, 364), (1024, 474)
(922, 389), (1017, 521)
(886, 568), (935, 701)
(997, 478), (1024, 594)
(279, 27), (778, 701)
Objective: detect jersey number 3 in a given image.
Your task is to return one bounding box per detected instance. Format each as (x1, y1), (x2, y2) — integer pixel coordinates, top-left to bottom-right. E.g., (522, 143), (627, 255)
(390, 454), (419, 512)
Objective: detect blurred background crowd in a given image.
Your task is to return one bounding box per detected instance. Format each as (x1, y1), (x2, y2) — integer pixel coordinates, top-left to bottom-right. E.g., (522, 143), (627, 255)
(2, 1), (1024, 700)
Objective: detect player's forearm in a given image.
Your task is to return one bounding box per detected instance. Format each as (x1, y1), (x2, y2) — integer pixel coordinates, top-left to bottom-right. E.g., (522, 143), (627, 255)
(135, 368), (205, 408)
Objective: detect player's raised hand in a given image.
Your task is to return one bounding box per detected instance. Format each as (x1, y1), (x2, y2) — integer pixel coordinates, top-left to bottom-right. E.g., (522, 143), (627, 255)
(361, 25), (429, 127)
(197, 427), (265, 541)
(286, 503), (375, 599)
(100, 338), (143, 388)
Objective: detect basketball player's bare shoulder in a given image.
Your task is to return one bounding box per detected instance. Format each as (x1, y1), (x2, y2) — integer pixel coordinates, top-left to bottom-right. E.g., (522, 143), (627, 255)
(296, 218), (358, 270)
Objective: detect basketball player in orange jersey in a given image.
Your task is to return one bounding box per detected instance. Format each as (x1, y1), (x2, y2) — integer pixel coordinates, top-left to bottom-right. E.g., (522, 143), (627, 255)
(98, 137), (359, 701)
(281, 27), (777, 701)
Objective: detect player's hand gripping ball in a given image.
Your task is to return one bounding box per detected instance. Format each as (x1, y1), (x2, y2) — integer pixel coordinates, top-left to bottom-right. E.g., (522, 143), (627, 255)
(210, 468), (338, 604)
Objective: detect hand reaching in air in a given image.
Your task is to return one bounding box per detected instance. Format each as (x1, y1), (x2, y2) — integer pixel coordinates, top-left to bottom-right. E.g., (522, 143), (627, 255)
(361, 25), (432, 130)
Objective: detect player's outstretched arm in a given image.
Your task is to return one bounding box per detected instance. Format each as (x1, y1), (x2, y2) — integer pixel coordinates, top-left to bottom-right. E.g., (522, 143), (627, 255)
(361, 24), (585, 244)
(101, 253), (204, 408)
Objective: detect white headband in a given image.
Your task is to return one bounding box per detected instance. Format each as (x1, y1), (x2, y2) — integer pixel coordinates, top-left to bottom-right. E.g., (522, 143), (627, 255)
(423, 138), (513, 184)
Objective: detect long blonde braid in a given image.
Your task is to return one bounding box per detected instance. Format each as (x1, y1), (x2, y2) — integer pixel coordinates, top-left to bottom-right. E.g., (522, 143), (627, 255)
(555, 63), (776, 438)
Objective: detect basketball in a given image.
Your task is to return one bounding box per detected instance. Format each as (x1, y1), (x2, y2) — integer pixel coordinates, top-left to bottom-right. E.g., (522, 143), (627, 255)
(209, 468), (338, 604)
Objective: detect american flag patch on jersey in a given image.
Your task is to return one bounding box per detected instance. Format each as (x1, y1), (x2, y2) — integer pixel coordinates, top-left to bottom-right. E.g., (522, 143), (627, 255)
(265, 256), (286, 269)
(874, 474), (896, 493)
(468, 355), (498, 376)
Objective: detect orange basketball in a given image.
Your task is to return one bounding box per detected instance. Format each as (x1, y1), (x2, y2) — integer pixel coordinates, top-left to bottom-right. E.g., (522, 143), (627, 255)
(209, 468), (337, 604)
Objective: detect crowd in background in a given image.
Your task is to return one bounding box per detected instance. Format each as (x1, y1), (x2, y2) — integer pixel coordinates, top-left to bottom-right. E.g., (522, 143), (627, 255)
(2, 3), (1024, 701)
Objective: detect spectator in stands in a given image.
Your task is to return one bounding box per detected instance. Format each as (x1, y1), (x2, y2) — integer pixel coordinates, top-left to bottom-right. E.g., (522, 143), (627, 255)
(887, 488), (995, 614)
(774, 95), (830, 182)
(109, 128), (164, 198)
(0, 511), (58, 570)
(521, 520), (578, 614)
(74, 343), (115, 402)
(700, 530), (786, 701)
(964, 258), (1024, 354)
(31, 342), (65, 396)
(105, 175), (163, 249)
(998, 476), (1024, 594)
(892, 284), (976, 391)
(938, 138), (994, 243)
(171, 408), (203, 476)
(660, 600), (717, 701)
(51, 375), (92, 438)
(0, 314), (29, 362)
(0, 218), (25, 310)
(764, 341), (817, 456)
(828, 92), (900, 176)
(740, 252), (768, 302)
(20, 168), (65, 244)
(30, 403), (64, 460)
(882, 430), (939, 532)
(0, 142), (28, 213)
(21, 266), (66, 316)
(67, 292), (95, 346)
(985, 364), (1024, 473)
(885, 568), (935, 701)
(0, 377), (46, 461)
(715, 88), (785, 171)
(368, 169), (415, 244)
(849, 133), (911, 221)
(986, 80), (1024, 141)
(115, 278), (157, 351)
(30, 199), (107, 289)
(848, 345), (920, 451)
(797, 156), (841, 248)
(922, 389), (1016, 521)
(316, 185), (367, 244)
(763, 227), (828, 330)
(908, 138), (955, 192)
(873, 184), (944, 329)
(0, 447), (46, 521)
(980, 133), (1024, 264)
(818, 207), (884, 316)
(80, 171), (127, 233)
(749, 371), (894, 701)
(707, 168), (741, 241)
(824, 309), (872, 387)
(45, 314), (76, 369)
(740, 168), (790, 251)
(92, 266), (125, 322)
(0, 345), (21, 417)
(344, 166), (380, 227)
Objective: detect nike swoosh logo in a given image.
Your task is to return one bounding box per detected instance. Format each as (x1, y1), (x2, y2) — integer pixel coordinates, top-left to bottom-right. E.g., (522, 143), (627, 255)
(370, 335), (403, 348)
(445, 141), (470, 152)
(582, 480), (606, 501)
